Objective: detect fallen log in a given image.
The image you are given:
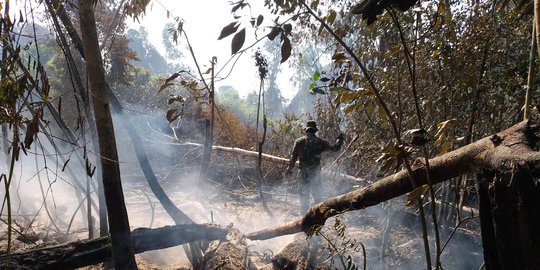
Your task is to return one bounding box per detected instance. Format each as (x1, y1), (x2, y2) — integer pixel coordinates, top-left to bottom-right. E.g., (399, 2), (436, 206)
(258, 233), (328, 270)
(0, 224), (227, 269)
(180, 142), (364, 183)
(201, 227), (256, 270)
(262, 234), (310, 270)
(246, 120), (540, 240)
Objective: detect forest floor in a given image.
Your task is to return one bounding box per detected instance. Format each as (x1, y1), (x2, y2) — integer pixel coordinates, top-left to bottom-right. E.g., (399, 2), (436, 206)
(0, 143), (485, 269)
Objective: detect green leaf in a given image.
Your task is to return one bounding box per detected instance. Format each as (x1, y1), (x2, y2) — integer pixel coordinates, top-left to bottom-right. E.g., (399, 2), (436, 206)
(434, 119), (456, 152)
(231, 28), (246, 55)
(312, 87), (326, 95)
(309, 82), (316, 90)
(440, 141), (452, 154)
(434, 2), (445, 30)
(318, 23), (325, 36)
(218, 22), (239, 40)
(431, 49), (441, 59)
(330, 86), (347, 92)
(280, 35), (291, 63)
(377, 102), (388, 120)
(312, 70), (320, 81)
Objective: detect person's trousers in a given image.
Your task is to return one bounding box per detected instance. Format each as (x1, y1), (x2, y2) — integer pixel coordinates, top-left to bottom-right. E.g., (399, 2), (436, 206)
(298, 168), (322, 213)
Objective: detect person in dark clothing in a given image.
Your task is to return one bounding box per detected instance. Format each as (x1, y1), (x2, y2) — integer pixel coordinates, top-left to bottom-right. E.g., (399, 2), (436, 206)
(285, 120), (344, 213)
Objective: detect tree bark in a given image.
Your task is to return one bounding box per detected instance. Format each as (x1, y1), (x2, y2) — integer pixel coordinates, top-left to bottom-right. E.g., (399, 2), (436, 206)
(266, 234), (310, 270)
(477, 166), (540, 270)
(0, 224), (227, 269)
(247, 120), (540, 240)
(77, 1), (136, 268)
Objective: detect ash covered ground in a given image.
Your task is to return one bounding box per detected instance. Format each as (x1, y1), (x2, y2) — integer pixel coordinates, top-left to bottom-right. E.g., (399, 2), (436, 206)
(0, 141), (484, 269)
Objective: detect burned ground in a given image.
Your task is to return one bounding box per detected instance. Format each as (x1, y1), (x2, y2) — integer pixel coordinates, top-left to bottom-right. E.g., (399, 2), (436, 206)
(0, 140), (483, 269)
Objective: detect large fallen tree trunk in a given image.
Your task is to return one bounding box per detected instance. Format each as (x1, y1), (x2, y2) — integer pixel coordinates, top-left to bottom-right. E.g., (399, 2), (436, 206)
(247, 120), (540, 240)
(0, 224), (227, 269)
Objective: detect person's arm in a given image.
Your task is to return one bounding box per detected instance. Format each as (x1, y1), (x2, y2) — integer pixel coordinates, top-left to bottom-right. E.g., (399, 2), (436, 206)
(286, 139), (302, 174)
(323, 133), (344, 151)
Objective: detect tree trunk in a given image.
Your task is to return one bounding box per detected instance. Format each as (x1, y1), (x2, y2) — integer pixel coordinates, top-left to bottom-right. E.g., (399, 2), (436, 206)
(477, 166), (540, 270)
(107, 87), (207, 267)
(0, 224), (227, 269)
(76, 1), (136, 268)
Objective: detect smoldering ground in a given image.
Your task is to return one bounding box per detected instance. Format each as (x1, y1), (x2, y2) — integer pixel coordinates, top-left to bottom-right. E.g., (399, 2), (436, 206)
(1, 108), (484, 269)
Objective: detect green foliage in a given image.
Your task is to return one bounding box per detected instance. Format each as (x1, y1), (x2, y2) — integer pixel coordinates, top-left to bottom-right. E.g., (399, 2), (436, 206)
(216, 86), (258, 121)
(126, 27), (172, 74)
(267, 112), (305, 156)
(276, 0), (532, 176)
(317, 217), (367, 270)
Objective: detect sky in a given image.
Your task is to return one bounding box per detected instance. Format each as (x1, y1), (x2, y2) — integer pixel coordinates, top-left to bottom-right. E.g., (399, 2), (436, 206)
(127, 0), (297, 100)
(0, 0), (298, 100)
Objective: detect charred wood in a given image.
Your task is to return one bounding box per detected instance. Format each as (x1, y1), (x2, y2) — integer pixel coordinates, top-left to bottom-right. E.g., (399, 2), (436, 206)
(264, 234), (310, 270)
(478, 166), (540, 270)
(201, 227), (256, 270)
(0, 224), (227, 269)
(259, 234), (327, 270)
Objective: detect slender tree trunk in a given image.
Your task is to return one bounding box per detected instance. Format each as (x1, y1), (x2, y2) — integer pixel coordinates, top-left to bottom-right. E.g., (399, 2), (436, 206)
(44, 0), (108, 237)
(1, 0), (9, 161)
(525, 21), (536, 120)
(535, 0), (540, 59)
(76, 1), (137, 269)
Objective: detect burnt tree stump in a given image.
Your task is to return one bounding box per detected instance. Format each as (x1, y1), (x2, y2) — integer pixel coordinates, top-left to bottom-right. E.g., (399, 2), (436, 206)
(478, 165), (540, 270)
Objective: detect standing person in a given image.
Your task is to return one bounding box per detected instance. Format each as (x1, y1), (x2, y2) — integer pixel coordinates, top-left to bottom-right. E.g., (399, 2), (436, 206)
(285, 120), (344, 213)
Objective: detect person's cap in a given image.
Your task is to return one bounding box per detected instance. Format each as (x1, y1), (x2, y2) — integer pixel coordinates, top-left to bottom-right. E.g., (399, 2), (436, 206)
(305, 120), (318, 132)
